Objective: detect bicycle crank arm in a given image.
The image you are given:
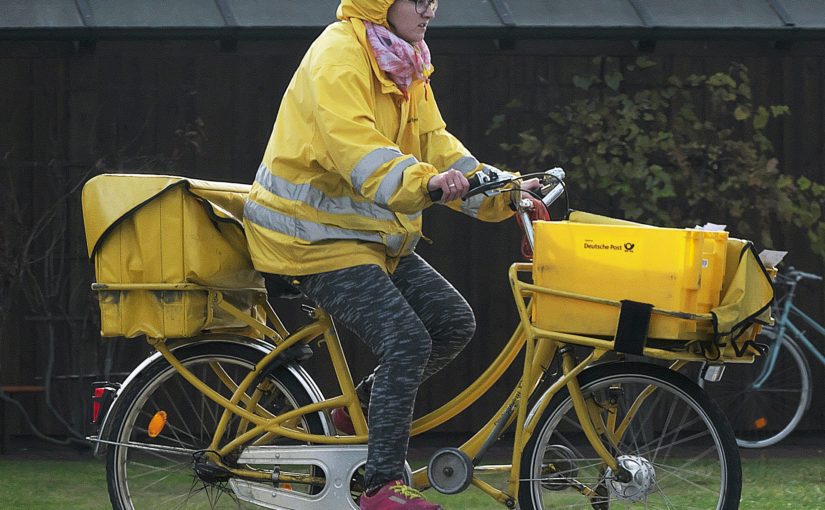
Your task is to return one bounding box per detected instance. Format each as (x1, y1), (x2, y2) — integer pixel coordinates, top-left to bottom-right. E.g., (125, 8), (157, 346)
(231, 445), (368, 510)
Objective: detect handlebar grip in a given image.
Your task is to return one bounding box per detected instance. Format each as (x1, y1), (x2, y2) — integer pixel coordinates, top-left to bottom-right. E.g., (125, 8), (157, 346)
(428, 173), (482, 202)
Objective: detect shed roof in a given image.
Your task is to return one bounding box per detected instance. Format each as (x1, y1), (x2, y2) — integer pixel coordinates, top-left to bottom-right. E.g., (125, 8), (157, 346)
(2, 0), (824, 40)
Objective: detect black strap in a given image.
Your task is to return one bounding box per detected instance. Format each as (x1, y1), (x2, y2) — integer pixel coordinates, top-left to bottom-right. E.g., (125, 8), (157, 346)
(614, 300), (653, 355)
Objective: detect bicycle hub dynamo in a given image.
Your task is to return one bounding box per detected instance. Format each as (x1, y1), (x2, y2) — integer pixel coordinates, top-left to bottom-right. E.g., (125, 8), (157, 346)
(604, 455), (656, 501)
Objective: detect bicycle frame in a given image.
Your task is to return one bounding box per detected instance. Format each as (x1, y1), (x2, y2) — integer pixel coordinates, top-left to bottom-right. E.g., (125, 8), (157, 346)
(97, 255), (713, 508)
(754, 297), (825, 389)
(139, 287), (562, 504)
(753, 268), (825, 390)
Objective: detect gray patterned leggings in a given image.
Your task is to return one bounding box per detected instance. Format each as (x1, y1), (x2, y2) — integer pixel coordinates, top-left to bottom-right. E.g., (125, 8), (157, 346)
(291, 253), (476, 489)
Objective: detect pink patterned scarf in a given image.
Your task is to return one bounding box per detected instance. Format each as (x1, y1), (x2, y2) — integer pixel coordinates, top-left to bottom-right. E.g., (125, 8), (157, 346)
(364, 21), (431, 96)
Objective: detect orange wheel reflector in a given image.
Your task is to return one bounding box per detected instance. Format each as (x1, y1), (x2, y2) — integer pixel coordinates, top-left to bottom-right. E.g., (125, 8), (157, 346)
(753, 417), (768, 430)
(147, 410), (168, 438)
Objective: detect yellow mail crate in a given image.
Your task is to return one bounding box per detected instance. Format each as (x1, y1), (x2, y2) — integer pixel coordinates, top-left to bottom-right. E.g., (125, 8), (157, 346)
(532, 221), (728, 340)
(82, 174), (264, 339)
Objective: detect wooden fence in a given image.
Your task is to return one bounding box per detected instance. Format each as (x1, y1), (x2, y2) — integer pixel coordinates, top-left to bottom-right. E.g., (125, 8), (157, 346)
(1, 37), (823, 436)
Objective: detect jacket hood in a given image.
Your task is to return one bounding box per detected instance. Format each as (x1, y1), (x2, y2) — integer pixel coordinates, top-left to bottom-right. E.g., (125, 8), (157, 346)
(337, 0), (394, 26)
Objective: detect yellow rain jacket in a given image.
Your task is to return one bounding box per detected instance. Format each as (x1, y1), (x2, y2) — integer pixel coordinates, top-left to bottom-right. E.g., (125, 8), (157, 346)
(244, 0), (516, 276)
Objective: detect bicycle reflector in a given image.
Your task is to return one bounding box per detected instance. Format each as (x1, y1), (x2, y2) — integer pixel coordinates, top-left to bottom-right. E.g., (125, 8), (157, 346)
(91, 382), (119, 425)
(148, 410), (168, 438)
(92, 388), (105, 423)
(754, 417), (768, 430)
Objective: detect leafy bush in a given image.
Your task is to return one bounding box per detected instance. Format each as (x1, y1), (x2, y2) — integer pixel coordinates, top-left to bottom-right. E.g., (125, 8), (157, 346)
(492, 57), (825, 259)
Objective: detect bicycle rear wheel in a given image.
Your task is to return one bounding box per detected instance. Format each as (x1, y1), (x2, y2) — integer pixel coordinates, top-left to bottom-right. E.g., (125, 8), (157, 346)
(700, 330), (811, 448)
(519, 361), (740, 510)
(105, 340), (330, 510)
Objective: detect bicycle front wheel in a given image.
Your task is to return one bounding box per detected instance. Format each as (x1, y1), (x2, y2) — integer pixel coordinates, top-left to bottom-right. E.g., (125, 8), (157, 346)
(700, 330), (811, 448)
(105, 340), (330, 510)
(519, 361), (741, 510)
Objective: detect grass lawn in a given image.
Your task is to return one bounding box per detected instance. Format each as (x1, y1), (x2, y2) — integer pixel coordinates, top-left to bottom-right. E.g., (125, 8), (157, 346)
(0, 455), (822, 509)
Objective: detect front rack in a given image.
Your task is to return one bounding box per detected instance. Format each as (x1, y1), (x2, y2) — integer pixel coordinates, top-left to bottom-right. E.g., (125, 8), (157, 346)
(508, 263), (764, 364)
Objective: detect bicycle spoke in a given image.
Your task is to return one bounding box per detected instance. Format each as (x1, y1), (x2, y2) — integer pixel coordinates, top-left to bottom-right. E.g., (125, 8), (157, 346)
(649, 389), (679, 463)
(654, 462), (719, 487)
(127, 459), (191, 479)
(652, 477), (678, 510)
(157, 379), (196, 441)
(653, 463), (721, 494)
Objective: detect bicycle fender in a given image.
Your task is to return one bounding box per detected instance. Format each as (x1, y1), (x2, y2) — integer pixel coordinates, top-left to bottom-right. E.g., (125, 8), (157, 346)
(91, 334), (329, 456)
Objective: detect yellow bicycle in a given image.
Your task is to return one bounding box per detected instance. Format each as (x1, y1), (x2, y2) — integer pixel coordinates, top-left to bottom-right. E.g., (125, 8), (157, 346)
(82, 170), (773, 509)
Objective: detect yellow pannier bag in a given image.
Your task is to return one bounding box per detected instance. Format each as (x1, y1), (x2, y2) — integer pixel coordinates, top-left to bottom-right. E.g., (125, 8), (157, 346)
(712, 238), (774, 359)
(82, 174), (265, 339)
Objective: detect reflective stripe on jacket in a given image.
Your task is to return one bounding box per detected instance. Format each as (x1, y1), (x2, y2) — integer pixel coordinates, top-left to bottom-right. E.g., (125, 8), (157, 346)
(244, 15), (515, 276)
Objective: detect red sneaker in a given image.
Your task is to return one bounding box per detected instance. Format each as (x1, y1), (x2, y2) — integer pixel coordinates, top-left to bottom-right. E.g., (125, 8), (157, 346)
(331, 407), (356, 435)
(359, 480), (442, 510)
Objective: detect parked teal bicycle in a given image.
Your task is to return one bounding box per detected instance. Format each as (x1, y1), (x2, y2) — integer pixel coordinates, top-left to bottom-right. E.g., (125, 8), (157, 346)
(701, 267), (824, 448)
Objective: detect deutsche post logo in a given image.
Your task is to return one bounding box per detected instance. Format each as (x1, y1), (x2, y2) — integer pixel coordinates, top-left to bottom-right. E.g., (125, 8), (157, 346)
(583, 240), (636, 253)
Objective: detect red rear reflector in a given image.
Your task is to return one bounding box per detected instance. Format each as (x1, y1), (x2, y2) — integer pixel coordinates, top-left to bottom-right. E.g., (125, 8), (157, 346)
(92, 387), (106, 423)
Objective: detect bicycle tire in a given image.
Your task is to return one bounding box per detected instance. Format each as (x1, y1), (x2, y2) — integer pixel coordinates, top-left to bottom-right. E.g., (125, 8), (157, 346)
(519, 361), (741, 510)
(700, 331), (811, 448)
(105, 341), (329, 510)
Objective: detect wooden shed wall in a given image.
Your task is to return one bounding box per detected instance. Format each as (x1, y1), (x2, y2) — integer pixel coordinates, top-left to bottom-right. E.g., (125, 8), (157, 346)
(1, 37), (823, 436)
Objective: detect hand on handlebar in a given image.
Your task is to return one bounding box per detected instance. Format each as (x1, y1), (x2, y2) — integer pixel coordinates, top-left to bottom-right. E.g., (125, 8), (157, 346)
(427, 167), (564, 206)
(427, 169), (470, 203)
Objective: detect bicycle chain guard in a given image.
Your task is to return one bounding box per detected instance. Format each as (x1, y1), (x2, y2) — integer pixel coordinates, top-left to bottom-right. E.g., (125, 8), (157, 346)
(230, 445), (412, 510)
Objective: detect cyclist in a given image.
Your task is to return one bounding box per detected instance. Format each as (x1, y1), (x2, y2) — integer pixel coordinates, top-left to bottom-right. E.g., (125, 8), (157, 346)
(244, 0), (538, 508)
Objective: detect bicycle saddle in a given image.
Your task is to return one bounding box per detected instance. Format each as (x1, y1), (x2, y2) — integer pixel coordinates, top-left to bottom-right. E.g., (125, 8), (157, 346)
(263, 272), (304, 299)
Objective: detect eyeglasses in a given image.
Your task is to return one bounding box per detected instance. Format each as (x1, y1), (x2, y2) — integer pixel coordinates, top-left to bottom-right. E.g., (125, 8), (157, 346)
(409, 0), (438, 15)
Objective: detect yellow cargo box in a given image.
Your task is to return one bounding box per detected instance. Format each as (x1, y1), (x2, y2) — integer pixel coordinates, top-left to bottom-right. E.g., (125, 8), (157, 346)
(82, 174), (264, 339)
(532, 221), (728, 340)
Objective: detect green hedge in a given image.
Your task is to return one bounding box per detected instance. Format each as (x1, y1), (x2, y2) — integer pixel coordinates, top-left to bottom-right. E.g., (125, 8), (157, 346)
(491, 57), (825, 260)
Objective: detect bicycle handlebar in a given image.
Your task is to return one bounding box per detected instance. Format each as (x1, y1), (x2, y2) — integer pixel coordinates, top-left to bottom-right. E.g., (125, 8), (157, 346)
(790, 268), (823, 281)
(777, 267), (823, 285)
(428, 167), (566, 204)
